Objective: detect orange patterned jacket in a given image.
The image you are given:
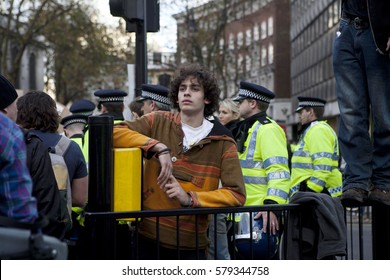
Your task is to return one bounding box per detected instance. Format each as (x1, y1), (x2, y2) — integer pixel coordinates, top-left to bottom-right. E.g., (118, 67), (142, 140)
(113, 111), (246, 249)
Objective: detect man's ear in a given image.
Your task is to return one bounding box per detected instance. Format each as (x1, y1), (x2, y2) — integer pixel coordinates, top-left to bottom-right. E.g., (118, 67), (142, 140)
(249, 99), (257, 109)
(204, 98), (211, 105)
(101, 104), (107, 113)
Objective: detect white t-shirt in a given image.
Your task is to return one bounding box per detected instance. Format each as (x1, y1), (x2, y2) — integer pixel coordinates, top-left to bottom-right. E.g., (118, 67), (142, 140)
(182, 119), (213, 152)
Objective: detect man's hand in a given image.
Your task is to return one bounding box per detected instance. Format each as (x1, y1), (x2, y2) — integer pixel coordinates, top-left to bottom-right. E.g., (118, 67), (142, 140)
(254, 211), (279, 235)
(152, 143), (173, 187)
(163, 175), (190, 206)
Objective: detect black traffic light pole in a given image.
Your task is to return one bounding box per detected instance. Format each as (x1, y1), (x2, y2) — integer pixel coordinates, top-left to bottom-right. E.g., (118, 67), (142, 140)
(134, 0), (147, 97)
(110, 0), (160, 98)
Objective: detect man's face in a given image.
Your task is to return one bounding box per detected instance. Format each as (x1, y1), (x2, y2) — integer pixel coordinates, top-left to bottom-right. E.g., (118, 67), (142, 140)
(142, 100), (154, 114)
(298, 108), (313, 125)
(237, 98), (255, 119)
(178, 76), (209, 115)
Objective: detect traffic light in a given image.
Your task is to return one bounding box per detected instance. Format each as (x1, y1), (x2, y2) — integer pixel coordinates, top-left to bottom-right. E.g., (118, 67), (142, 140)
(109, 0), (160, 32)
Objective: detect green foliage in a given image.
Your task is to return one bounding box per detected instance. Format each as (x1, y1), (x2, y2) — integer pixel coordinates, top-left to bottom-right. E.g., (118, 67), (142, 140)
(0, 0), (134, 104)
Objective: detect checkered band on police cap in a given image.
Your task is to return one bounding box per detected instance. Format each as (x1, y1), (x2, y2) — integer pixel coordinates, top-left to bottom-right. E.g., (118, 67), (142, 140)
(238, 89), (273, 103)
(60, 114), (88, 128)
(296, 96), (326, 112)
(98, 96), (124, 102)
(141, 90), (170, 105)
(94, 89), (127, 103)
(233, 81), (275, 103)
(138, 84), (170, 106)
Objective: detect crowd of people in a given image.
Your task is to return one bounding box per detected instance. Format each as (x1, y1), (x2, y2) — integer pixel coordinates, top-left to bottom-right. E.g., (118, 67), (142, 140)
(0, 64), (347, 260)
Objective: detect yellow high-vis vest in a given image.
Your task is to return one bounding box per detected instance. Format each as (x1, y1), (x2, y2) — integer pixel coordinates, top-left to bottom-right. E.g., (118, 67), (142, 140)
(239, 117), (290, 205)
(290, 121), (342, 197)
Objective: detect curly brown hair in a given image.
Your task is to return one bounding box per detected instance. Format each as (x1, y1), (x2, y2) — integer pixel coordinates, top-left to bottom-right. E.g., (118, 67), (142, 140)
(16, 91), (60, 133)
(169, 63), (220, 117)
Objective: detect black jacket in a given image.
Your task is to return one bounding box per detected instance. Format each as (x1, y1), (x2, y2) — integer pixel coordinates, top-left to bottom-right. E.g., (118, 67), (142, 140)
(25, 131), (65, 238)
(285, 192), (346, 259)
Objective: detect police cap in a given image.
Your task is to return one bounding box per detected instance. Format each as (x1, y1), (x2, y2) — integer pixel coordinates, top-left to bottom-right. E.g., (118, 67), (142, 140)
(296, 96), (326, 112)
(233, 81), (275, 104)
(137, 84), (170, 106)
(94, 89), (127, 103)
(69, 99), (96, 116)
(60, 114), (88, 128)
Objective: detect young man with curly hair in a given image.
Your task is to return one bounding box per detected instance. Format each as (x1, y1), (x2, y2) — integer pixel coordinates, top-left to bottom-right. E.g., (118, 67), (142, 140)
(113, 63), (246, 259)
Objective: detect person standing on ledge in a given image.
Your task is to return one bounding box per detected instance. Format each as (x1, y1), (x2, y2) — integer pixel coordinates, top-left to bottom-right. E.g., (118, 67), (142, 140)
(333, 0), (390, 206)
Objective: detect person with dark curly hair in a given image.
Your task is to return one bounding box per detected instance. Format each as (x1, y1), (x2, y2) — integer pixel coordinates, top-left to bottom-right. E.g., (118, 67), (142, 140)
(113, 63), (246, 259)
(16, 91), (88, 222)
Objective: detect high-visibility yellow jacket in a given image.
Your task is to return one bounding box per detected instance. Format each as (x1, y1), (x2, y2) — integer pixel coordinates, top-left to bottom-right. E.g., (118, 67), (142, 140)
(290, 120), (342, 197)
(238, 115), (290, 205)
(81, 129), (89, 165)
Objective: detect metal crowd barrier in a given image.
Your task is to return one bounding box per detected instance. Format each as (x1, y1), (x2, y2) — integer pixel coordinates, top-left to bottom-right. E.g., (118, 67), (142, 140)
(83, 204), (299, 260)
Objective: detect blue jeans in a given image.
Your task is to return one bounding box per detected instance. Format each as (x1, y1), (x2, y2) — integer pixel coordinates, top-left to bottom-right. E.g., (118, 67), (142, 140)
(207, 213), (231, 260)
(333, 19), (390, 192)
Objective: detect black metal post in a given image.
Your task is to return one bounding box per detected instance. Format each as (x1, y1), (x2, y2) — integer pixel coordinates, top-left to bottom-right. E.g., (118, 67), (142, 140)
(372, 204), (390, 259)
(84, 115), (116, 259)
(134, 0), (147, 97)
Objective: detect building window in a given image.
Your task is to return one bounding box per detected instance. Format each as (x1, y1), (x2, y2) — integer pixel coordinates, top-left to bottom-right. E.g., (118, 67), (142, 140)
(238, 54), (244, 74)
(261, 45), (267, 66)
(246, 54), (251, 73)
(245, 29), (252, 46)
(229, 33), (235, 50)
(253, 25), (259, 41)
(261, 21), (267, 39)
(268, 43), (274, 64)
(268, 17), (274, 36)
(267, 73), (274, 93)
(328, 4), (334, 28)
(332, 1), (339, 27)
(219, 38), (224, 54)
(237, 31), (243, 48)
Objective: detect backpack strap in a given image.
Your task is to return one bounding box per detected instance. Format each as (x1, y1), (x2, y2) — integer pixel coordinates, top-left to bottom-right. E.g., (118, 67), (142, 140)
(55, 135), (72, 157)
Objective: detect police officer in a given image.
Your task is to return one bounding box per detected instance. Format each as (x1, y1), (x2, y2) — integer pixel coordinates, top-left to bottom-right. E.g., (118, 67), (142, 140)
(94, 89), (127, 123)
(60, 113), (90, 258)
(137, 84), (171, 114)
(94, 89), (131, 259)
(290, 97), (342, 198)
(233, 81), (290, 236)
(61, 114), (89, 153)
(68, 99), (96, 166)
